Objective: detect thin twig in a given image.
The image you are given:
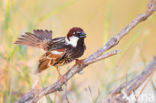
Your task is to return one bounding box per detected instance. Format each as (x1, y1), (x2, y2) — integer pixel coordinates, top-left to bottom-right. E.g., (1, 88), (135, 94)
(65, 84), (70, 103)
(133, 90), (137, 103)
(88, 86), (94, 103)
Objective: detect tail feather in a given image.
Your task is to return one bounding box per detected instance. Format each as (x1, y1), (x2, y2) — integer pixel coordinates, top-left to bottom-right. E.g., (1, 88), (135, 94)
(15, 29), (52, 50)
(15, 33), (41, 48)
(22, 33), (40, 42)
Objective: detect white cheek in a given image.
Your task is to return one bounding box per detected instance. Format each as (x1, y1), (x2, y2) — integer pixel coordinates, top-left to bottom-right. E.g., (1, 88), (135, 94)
(65, 36), (79, 47)
(51, 50), (63, 55)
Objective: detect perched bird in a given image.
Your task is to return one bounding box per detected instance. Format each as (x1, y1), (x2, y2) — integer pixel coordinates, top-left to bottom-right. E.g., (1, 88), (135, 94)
(15, 27), (86, 83)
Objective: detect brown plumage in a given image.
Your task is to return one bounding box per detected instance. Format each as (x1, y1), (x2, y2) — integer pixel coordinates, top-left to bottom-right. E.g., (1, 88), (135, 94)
(15, 29), (52, 50)
(36, 48), (66, 73)
(15, 27), (86, 83)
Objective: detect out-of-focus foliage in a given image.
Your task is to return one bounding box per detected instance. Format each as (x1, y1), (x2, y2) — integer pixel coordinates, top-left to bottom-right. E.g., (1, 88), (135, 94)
(0, 0), (155, 103)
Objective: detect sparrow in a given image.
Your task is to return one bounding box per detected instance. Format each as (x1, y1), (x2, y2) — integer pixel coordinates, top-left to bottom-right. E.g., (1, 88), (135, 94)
(15, 27), (86, 83)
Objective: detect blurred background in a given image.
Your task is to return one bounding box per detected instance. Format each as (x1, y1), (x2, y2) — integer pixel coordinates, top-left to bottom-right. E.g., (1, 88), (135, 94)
(0, 0), (156, 103)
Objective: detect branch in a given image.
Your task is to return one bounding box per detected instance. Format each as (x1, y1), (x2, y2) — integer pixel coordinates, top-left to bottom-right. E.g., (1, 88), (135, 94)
(16, 0), (156, 103)
(106, 57), (156, 103)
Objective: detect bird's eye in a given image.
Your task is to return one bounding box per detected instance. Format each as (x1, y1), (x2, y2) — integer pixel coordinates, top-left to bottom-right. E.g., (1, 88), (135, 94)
(76, 32), (81, 34)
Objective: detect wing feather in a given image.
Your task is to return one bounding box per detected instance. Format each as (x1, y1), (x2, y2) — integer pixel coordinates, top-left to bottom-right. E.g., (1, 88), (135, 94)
(35, 48), (66, 73)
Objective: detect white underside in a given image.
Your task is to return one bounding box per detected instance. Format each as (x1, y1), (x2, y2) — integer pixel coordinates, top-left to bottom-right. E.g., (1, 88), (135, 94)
(51, 50), (64, 55)
(65, 36), (79, 47)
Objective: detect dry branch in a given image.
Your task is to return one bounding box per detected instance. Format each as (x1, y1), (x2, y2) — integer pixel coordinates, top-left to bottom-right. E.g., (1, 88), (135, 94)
(106, 57), (156, 103)
(16, 0), (156, 103)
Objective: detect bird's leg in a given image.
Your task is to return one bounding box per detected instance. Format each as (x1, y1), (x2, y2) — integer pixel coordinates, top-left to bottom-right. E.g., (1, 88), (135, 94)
(75, 59), (85, 67)
(55, 66), (66, 84)
(75, 59), (86, 74)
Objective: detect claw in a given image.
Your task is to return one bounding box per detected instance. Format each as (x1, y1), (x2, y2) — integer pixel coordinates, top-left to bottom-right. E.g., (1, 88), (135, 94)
(60, 75), (67, 84)
(75, 59), (85, 67)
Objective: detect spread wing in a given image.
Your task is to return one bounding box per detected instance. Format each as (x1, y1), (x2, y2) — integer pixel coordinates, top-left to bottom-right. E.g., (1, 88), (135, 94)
(35, 48), (66, 73)
(15, 29), (52, 50)
(45, 37), (66, 51)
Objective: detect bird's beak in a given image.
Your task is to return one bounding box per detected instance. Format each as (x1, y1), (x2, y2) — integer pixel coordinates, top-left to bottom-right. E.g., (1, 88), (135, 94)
(80, 32), (86, 38)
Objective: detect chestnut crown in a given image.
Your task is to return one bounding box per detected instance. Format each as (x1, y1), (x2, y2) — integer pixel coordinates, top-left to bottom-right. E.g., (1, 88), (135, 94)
(67, 27), (86, 40)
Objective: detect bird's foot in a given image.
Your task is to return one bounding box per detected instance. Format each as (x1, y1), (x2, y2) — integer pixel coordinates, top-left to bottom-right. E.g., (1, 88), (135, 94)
(75, 59), (85, 67)
(75, 59), (86, 74)
(59, 75), (67, 84)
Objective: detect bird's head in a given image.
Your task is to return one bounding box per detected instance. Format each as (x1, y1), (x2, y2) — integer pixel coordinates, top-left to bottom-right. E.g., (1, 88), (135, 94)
(65, 27), (86, 47)
(67, 27), (86, 41)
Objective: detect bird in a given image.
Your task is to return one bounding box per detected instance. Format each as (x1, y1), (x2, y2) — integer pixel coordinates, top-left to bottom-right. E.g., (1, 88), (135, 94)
(14, 27), (86, 83)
